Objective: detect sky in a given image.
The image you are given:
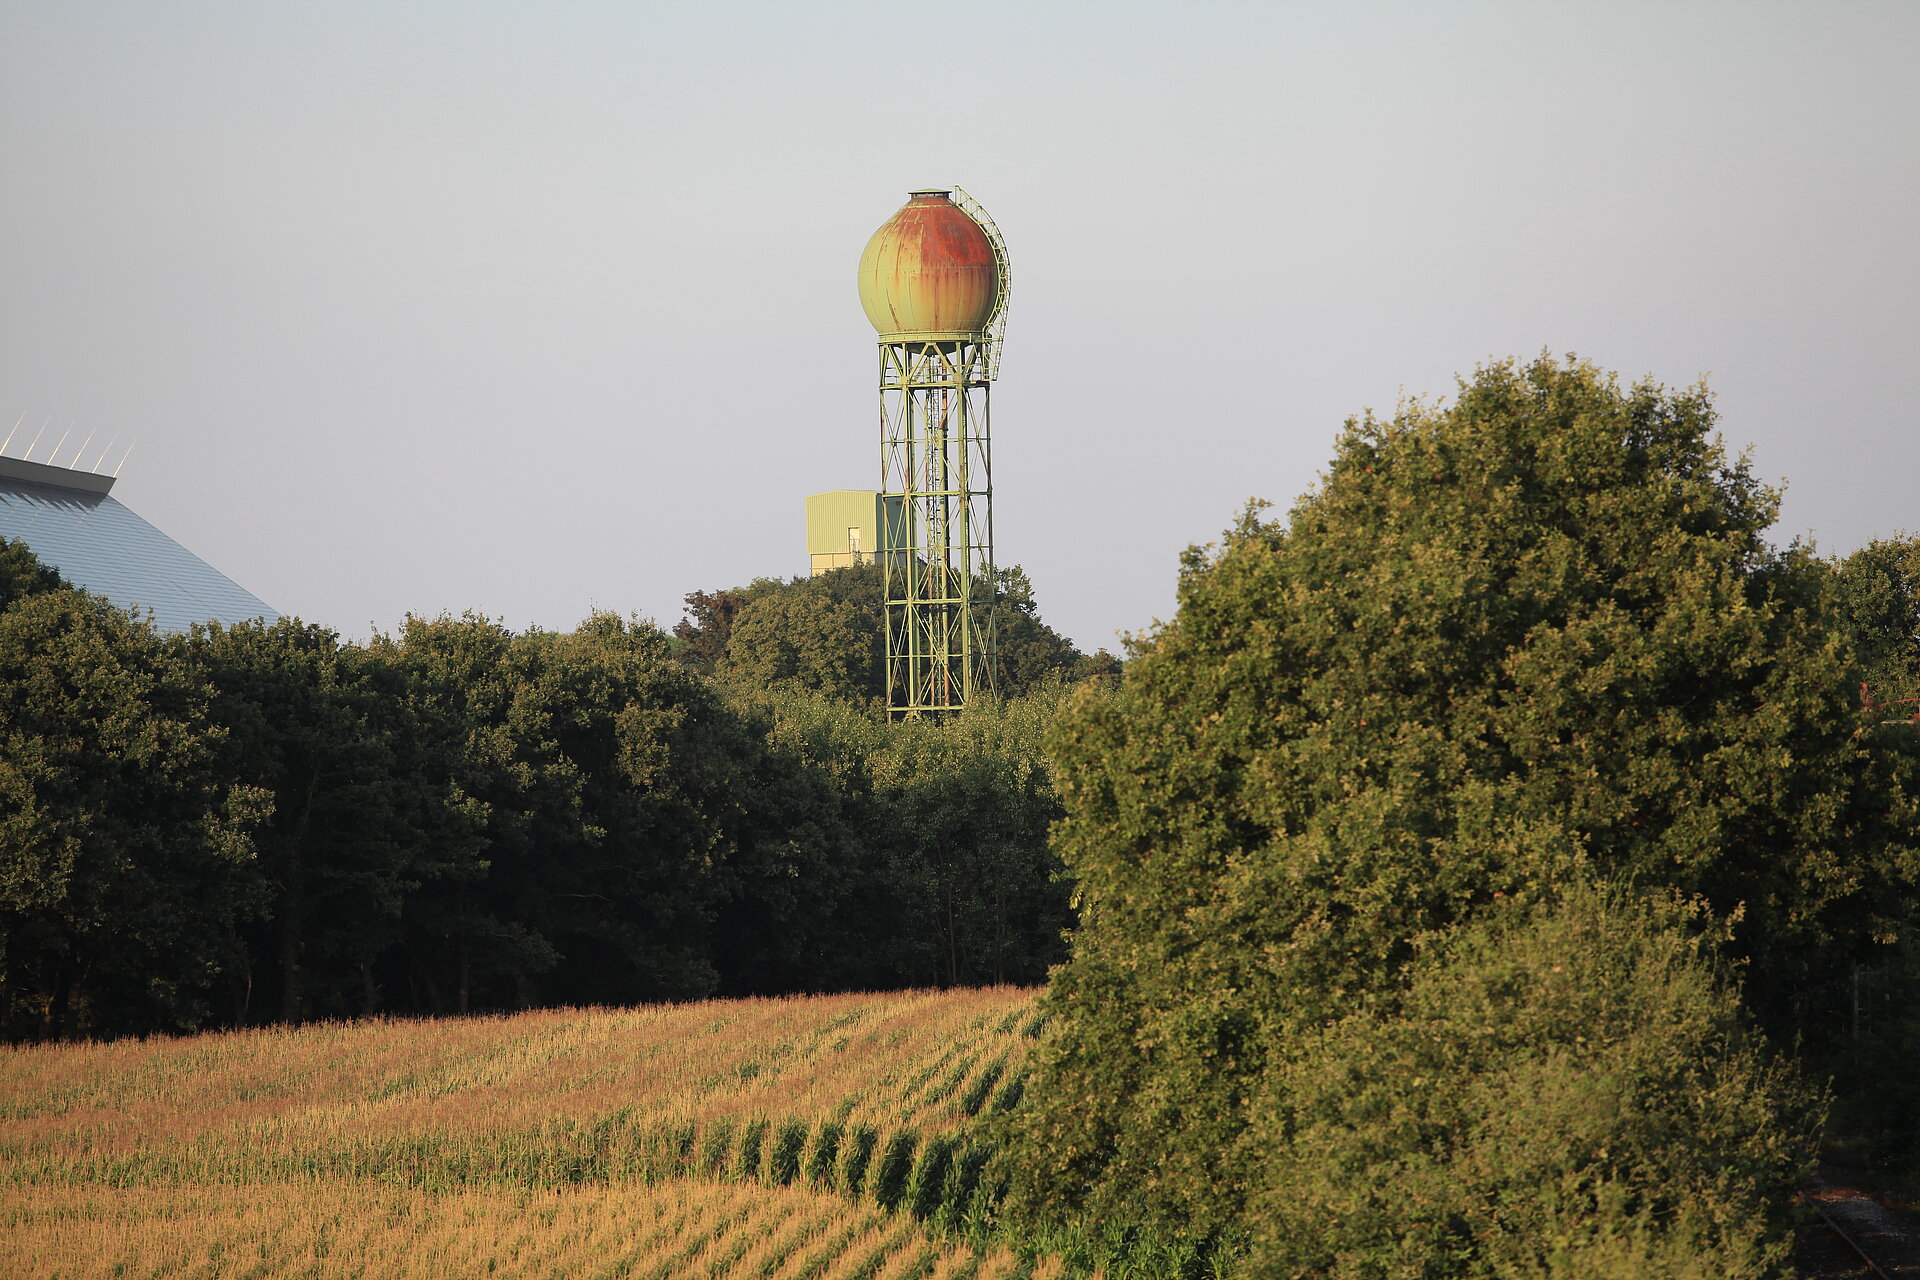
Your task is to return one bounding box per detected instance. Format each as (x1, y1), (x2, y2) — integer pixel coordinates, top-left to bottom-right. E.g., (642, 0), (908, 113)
(1, 0), (1914, 653)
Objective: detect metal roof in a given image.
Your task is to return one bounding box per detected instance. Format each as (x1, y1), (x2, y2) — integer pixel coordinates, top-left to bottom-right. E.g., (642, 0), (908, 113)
(0, 459), (279, 633)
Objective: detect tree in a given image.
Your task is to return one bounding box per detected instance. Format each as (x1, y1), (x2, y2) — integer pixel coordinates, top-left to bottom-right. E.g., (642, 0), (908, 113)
(706, 678), (881, 995)
(492, 613), (745, 1005)
(372, 611), (766, 1011)
(990, 565), (1117, 697)
(867, 687), (1077, 987)
(185, 618), (418, 1022)
(1002, 355), (1903, 1246)
(0, 582), (270, 1038)
(0, 536), (66, 610)
(724, 567), (886, 704)
(1836, 534), (1920, 717)
(1815, 539), (1920, 1169)
(1251, 888), (1814, 1280)
(692, 560), (1100, 706)
(673, 587), (748, 674)
(710, 676), (1081, 994)
(364, 612), (547, 1013)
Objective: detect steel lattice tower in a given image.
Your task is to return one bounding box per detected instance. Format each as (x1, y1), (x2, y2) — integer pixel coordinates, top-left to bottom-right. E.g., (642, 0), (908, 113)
(879, 337), (993, 713)
(857, 188), (1010, 717)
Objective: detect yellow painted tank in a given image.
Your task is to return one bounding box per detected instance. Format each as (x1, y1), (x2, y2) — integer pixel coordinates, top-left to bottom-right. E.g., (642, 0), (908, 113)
(857, 190), (998, 343)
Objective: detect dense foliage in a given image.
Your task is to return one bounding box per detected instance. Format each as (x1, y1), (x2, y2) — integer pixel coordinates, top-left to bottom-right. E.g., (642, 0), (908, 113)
(1251, 888), (1814, 1280)
(1814, 535), (1920, 1176)
(714, 681), (1077, 993)
(0, 543), (1092, 1039)
(1837, 533), (1920, 715)
(0, 582), (270, 1037)
(1002, 356), (1903, 1271)
(675, 561), (1117, 702)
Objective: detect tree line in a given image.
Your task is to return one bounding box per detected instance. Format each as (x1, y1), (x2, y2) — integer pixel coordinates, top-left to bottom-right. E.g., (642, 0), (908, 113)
(0, 544), (1110, 1040)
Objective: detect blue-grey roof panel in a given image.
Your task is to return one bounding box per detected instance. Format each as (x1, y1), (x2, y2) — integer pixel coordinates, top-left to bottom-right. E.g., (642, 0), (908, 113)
(0, 476), (280, 633)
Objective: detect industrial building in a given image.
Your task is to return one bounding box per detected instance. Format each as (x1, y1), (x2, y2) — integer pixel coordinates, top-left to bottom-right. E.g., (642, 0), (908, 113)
(0, 450), (279, 632)
(804, 489), (905, 575)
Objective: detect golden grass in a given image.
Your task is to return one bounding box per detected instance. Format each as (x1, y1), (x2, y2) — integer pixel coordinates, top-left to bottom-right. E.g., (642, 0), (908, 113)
(0, 1177), (1040, 1279)
(1, 986), (1040, 1187)
(0, 988), (1081, 1278)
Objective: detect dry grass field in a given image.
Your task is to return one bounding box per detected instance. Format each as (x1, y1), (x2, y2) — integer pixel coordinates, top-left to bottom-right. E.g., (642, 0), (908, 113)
(0, 986), (1079, 1279)
(1, 1179), (1067, 1280)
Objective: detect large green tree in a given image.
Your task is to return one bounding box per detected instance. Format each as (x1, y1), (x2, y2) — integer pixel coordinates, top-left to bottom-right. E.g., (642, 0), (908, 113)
(0, 568), (270, 1038)
(372, 612), (775, 1010)
(1002, 355), (1899, 1248)
(867, 686), (1077, 987)
(706, 680), (883, 995)
(185, 618), (420, 1022)
(0, 527), (1090, 1035)
(492, 613), (756, 1005)
(361, 613), (531, 1013)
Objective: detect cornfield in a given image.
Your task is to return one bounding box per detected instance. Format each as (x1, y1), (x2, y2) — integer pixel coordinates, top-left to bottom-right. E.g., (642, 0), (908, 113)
(0, 986), (1086, 1279)
(1, 1179), (1072, 1280)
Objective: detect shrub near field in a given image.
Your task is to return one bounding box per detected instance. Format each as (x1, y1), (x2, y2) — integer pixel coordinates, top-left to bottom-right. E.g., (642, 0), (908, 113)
(0, 988), (1068, 1279)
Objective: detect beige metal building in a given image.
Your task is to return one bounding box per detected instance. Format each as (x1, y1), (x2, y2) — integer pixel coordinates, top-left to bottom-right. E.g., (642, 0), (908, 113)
(806, 490), (904, 575)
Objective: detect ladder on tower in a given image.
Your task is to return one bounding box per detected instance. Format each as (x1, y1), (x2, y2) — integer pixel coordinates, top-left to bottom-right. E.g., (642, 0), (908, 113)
(949, 187), (1011, 382)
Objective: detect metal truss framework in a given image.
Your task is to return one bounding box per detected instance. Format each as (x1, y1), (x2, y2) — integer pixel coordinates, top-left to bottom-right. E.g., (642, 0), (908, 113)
(880, 340), (995, 716)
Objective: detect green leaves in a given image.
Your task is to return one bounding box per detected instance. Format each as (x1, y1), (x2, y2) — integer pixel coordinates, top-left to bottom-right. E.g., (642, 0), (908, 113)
(1837, 533), (1920, 713)
(2, 521), (1090, 1037)
(0, 536), (65, 612)
(684, 561), (1106, 705)
(376, 611), (747, 1010)
(1251, 888), (1816, 1280)
(713, 679), (1075, 994)
(0, 584), (269, 1038)
(1002, 355), (1894, 1259)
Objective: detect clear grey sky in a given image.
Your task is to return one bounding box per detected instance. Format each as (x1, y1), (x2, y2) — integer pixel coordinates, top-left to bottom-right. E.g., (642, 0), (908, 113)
(2, 1), (1913, 651)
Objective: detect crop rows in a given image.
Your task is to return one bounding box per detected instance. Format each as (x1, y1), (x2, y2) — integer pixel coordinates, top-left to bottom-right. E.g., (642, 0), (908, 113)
(0, 988), (1075, 1277)
(2, 987), (1038, 1184)
(0, 1177), (1078, 1280)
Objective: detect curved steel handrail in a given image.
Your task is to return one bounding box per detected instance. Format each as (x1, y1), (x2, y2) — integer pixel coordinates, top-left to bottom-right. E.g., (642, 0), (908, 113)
(949, 186), (1010, 382)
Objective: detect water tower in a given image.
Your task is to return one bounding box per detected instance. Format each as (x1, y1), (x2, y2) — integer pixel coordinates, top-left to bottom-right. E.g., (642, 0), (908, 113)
(856, 188), (1010, 716)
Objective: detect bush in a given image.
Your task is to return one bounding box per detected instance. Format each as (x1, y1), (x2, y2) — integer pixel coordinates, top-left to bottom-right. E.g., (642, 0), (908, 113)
(1250, 885), (1818, 1280)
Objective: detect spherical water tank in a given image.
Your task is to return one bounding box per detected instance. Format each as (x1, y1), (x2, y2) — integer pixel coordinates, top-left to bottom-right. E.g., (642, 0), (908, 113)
(857, 190), (998, 343)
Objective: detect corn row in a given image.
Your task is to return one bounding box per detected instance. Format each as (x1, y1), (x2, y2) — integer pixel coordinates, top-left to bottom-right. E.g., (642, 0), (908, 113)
(0, 1178), (1089, 1280)
(2, 987), (1039, 1174)
(0, 989), (1084, 1278)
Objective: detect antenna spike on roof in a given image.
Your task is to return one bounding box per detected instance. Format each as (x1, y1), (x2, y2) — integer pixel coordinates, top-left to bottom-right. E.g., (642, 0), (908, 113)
(89, 433), (116, 473)
(0, 412), (24, 458)
(113, 440), (136, 478)
(71, 427), (99, 470)
(23, 416), (50, 462)
(49, 425), (73, 467)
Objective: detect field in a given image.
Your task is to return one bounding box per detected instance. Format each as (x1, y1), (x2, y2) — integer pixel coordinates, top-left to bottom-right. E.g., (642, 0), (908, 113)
(0, 986), (1075, 1279)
